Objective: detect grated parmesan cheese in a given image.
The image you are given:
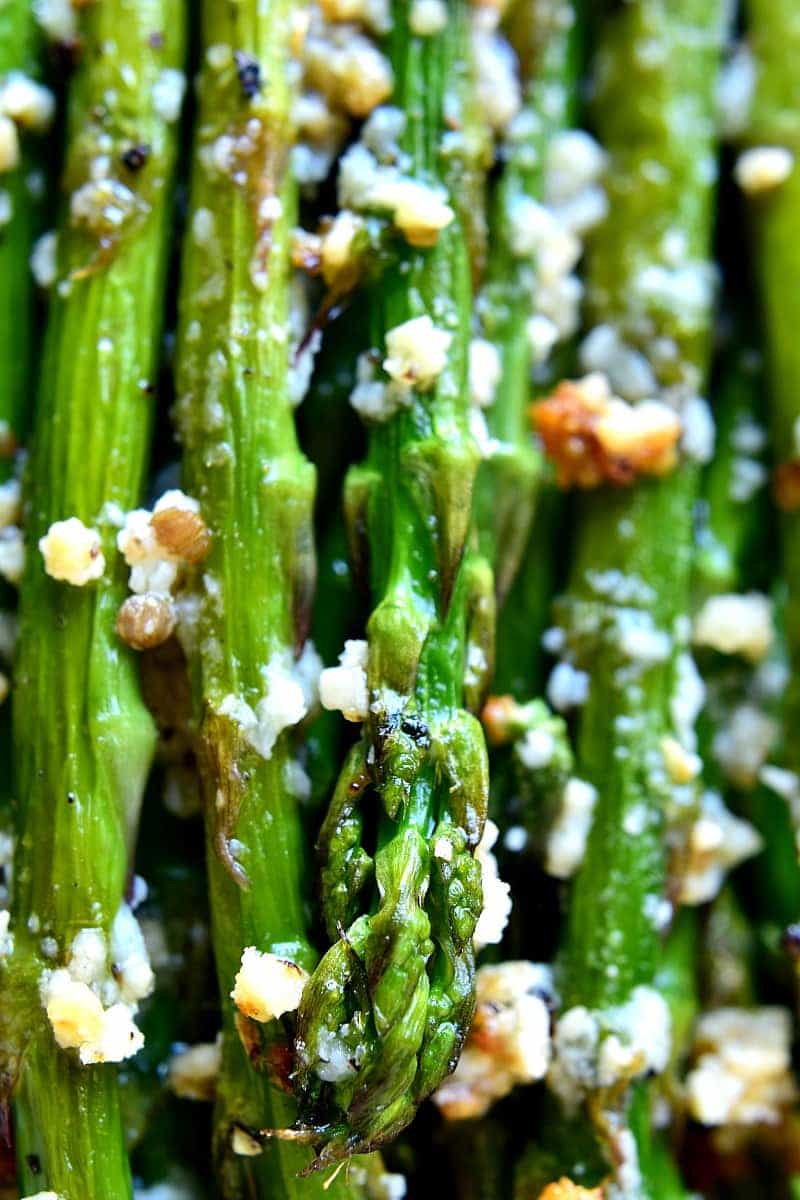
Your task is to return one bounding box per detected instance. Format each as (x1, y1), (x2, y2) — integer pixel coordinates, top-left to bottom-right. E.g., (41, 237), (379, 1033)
(319, 638), (369, 721)
(693, 592), (773, 664)
(231, 947), (309, 1022)
(735, 146), (794, 195)
(39, 518), (105, 586)
(545, 778), (597, 879)
(473, 819), (512, 949)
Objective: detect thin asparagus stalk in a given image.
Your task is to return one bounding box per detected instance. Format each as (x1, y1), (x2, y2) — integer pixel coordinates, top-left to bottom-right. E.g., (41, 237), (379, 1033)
(472, 0), (579, 607)
(172, 4), (366, 1195)
(529, 0), (726, 1189)
(4, 3), (185, 1196)
(741, 0), (800, 832)
(289, 0), (494, 1168)
(0, 0), (48, 469)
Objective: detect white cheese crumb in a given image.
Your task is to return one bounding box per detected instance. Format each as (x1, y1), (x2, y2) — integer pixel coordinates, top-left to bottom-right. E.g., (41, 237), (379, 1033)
(0, 72), (55, 131)
(434, 961), (553, 1119)
(735, 146), (794, 195)
(712, 704), (778, 789)
(349, 352), (412, 423)
(730, 455), (767, 503)
(79, 1002), (145, 1065)
(678, 791), (762, 906)
(231, 947), (309, 1022)
(33, 0), (76, 41)
(152, 69), (186, 124)
(670, 651), (705, 752)
(527, 313), (559, 365)
(30, 229), (57, 287)
(686, 1007), (796, 1126)
(169, 1038), (222, 1101)
(693, 592), (773, 663)
(409, 0), (447, 35)
(68, 927), (107, 985)
(319, 638), (369, 721)
(0, 115), (19, 173)
(545, 778), (597, 879)
(0, 909), (13, 956)
(111, 902), (155, 1004)
(546, 661), (589, 712)
(508, 197), (580, 280)
(42, 970), (144, 1063)
(378, 177), (455, 246)
(681, 396), (715, 463)
(383, 315), (451, 390)
(468, 338), (502, 409)
(39, 517), (105, 586)
(549, 986), (671, 1110)
(472, 28), (521, 134)
(579, 324), (657, 402)
(473, 819), (512, 950)
(516, 727), (555, 770)
(217, 654), (308, 760)
(20, 1193), (63, 1200)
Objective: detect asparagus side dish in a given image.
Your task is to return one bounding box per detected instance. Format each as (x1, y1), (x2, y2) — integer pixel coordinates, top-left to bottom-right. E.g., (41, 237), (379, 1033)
(3, 0), (800, 1197)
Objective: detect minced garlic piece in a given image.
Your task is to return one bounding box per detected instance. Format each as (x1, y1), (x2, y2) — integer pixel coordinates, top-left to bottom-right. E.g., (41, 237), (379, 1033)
(383, 315), (452, 390)
(319, 638), (369, 721)
(473, 818), (512, 949)
(678, 791), (762, 906)
(373, 177), (455, 247)
(660, 735), (701, 785)
(533, 374), (681, 488)
(320, 209), (364, 286)
(538, 1182), (603, 1200)
(409, 0), (447, 35)
(693, 591), (773, 664)
(231, 947), (309, 1022)
(39, 517), (105, 586)
(686, 1007), (796, 1126)
(231, 1126), (264, 1157)
(169, 1038), (222, 1101)
(734, 146), (794, 195)
(434, 961), (553, 1119)
(0, 115), (19, 173)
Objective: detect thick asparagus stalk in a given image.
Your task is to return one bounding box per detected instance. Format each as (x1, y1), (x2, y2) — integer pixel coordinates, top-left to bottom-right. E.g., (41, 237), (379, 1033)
(531, 0), (725, 1189)
(4, 3), (185, 1196)
(289, 0), (494, 1168)
(172, 4), (366, 1195)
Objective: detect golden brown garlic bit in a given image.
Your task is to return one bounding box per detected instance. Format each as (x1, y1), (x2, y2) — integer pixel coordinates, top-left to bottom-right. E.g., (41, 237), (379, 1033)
(773, 461), (800, 512)
(531, 374), (681, 489)
(538, 1180), (604, 1200)
(481, 694), (524, 747)
(150, 505), (211, 564)
(116, 593), (176, 651)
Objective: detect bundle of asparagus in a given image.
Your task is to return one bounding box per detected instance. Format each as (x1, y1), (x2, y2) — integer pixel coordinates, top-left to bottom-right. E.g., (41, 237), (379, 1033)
(2, 1), (800, 1198)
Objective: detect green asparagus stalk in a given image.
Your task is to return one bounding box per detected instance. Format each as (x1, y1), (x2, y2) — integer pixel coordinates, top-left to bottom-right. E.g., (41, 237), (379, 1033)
(4, 3), (185, 1196)
(743, 1), (800, 786)
(530, 0), (725, 1189)
(288, 0), (494, 1168)
(0, 0), (48, 468)
(172, 4), (366, 1195)
(472, 0), (578, 606)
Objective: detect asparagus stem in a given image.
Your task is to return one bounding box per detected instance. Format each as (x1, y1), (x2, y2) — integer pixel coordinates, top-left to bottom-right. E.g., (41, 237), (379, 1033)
(0, 0), (46, 467)
(292, 0), (494, 1167)
(5, 2), (185, 1195)
(172, 4), (363, 1195)
(538, 0), (725, 1187)
(473, 0), (578, 606)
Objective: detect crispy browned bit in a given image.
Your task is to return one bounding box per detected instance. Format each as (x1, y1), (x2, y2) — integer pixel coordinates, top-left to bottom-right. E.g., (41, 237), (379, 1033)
(773, 461), (800, 512)
(537, 1180), (604, 1200)
(115, 592), (176, 651)
(151, 504), (211, 563)
(481, 694), (524, 747)
(531, 375), (681, 489)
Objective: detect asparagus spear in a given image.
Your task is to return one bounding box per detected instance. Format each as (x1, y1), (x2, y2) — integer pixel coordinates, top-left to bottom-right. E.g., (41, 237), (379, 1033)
(472, 0), (580, 607)
(4, 3), (185, 1196)
(172, 4), (368, 1195)
(530, 0), (725, 1188)
(288, 0), (494, 1168)
(0, 0), (49, 468)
